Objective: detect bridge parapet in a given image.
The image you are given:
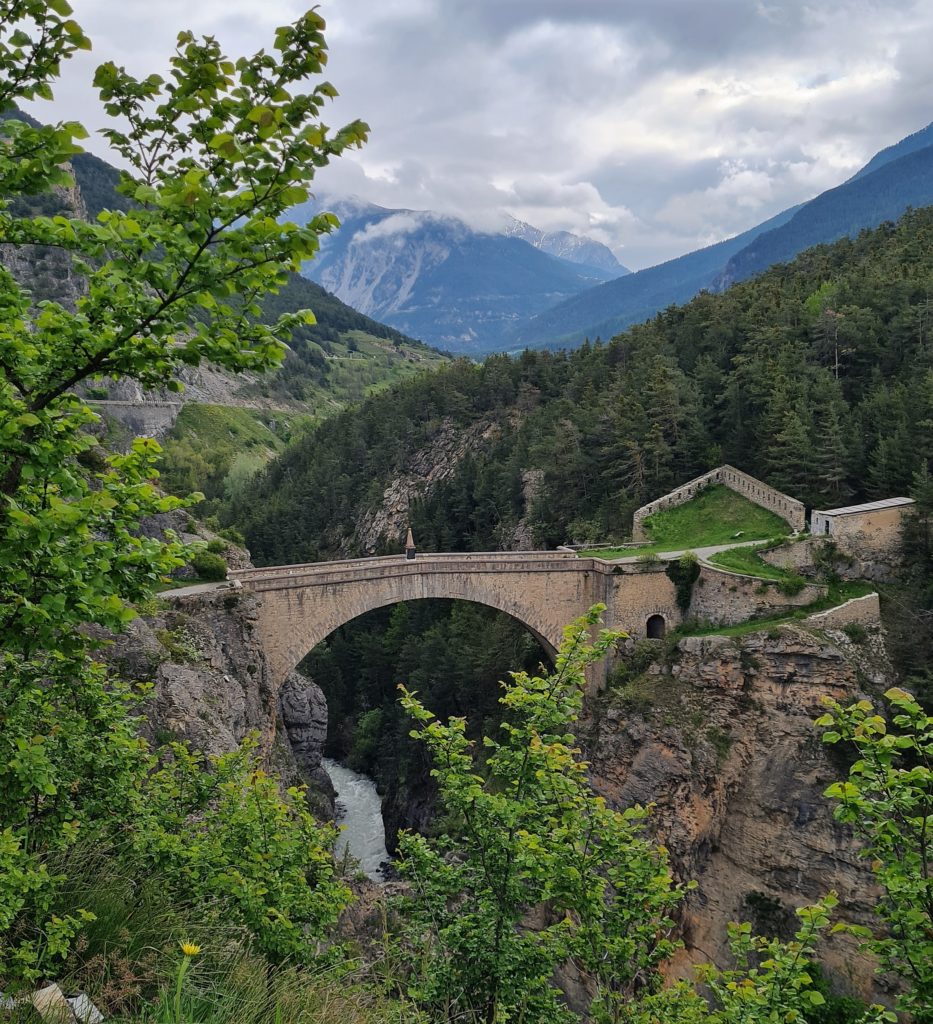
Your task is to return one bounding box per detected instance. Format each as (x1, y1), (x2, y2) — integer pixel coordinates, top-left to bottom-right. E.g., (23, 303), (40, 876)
(231, 550), (583, 586)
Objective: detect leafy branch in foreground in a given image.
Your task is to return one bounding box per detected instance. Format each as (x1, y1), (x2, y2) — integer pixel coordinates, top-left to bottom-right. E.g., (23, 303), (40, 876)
(819, 687), (933, 1022)
(0, 0), (365, 985)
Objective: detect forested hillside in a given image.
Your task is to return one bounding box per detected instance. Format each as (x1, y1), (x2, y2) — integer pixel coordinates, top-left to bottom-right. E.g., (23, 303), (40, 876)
(718, 144), (933, 286)
(511, 120), (933, 351)
(229, 206), (933, 560)
(228, 205), (933, 850)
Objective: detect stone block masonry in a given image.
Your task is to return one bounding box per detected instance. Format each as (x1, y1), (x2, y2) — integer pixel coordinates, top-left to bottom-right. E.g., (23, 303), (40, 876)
(688, 563), (824, 627)
(631, 465), (806, 541)
(805, 593), (881, 630)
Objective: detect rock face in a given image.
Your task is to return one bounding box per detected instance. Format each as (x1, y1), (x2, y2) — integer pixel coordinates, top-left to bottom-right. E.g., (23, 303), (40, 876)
(499, 468), (544, 550)
(280, 671), (334, 808)
(105, 586), (332, 811)
(111, 589), (279, 758)
(0, 168), (88, 310)
(585, 625), (892, 1003)
(353, 416), (501, 554)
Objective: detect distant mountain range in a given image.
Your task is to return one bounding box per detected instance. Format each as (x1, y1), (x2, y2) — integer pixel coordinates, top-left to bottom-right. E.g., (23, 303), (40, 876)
(510, 120), (933, 351)
(291, 120), (933, 355)
(292, 197), (628, 350)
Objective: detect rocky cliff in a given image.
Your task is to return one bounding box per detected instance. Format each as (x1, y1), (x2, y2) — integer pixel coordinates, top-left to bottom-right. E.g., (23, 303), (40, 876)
(584, 624), (892, 1003)
(353, 415), (502, 554)
(101, 528), (333, 812)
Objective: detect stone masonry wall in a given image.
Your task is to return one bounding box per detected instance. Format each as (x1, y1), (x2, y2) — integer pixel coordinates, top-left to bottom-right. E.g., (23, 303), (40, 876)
(688, 563), (824, 626)
(814, 506), (910, 562)
(631, 465), (806, 541)
(762, 536), (902, 586)
(805, 593), (881, 629)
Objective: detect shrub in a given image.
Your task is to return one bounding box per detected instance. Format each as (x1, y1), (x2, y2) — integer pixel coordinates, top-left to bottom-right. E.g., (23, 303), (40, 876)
(842, 622), (868, 644)
(130, 739), (351, 965)
(777, 574), (808, 597)
(192, 550), (227, 580)
(219, 526), (246, 546)
(666, 551), (701, 611)
(206, 538), (227, 554)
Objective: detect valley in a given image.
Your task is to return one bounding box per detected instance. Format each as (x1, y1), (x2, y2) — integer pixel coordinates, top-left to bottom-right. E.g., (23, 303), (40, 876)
(2, 8), (933, 1022)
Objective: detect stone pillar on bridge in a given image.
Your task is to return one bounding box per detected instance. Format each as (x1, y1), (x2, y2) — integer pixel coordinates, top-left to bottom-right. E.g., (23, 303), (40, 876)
(405, 527), (417, 561)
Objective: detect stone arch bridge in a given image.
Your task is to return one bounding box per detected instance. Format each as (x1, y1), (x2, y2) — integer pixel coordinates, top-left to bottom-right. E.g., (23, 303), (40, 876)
(228, 551), (681, 690)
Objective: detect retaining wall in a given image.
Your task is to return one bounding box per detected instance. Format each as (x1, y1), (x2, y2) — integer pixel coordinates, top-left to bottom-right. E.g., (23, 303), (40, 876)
(805, 593), (881, 630)
(688, 563), (825, 627)
(631, 465), (806, 541)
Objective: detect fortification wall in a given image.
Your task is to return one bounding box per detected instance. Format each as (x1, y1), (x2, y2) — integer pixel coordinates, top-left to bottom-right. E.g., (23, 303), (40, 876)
(688, 564), (824, 627)
(631, 465), (805, 541)
(805, 593), (881, 630)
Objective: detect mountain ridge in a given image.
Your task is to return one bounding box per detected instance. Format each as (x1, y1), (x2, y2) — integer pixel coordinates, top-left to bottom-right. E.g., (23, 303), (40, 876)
(508, 119), (933, 350)
(293, 196), (626, 351)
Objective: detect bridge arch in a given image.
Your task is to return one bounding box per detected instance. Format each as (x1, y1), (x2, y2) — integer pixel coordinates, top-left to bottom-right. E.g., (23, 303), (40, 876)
(232, 552), (682, 692)
(305, 595), (560, 665)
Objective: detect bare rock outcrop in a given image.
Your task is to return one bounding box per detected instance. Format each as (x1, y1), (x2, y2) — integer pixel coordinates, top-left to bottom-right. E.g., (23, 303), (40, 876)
(353, 416), (501, 554)
(111, 589), (279, 758)
(280, 671), (334, 809)
(585, 625), (892, 1004)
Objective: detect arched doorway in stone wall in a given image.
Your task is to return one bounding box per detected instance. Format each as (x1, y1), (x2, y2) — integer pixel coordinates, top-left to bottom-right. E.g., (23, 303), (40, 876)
(646, 614), (667, 639)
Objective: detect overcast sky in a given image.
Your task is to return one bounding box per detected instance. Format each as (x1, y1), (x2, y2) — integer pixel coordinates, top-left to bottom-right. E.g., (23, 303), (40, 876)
(29, 0), (933, 270)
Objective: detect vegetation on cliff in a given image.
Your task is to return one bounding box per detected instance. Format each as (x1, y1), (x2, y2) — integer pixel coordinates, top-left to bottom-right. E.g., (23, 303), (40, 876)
(0, 3), (930, 1023)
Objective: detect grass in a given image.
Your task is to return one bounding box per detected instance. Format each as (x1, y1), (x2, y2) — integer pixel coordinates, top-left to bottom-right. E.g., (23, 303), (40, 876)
(0, 848), (409, 1024)
(579, 485), (793, 560)
(707, 542), (795, 581)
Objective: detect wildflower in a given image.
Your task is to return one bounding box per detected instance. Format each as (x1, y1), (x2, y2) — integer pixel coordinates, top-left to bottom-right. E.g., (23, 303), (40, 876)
(179, 941), (201, 957)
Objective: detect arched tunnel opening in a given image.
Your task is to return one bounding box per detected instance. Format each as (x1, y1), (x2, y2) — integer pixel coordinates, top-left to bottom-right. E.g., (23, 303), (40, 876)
(287, 598), (553, 872)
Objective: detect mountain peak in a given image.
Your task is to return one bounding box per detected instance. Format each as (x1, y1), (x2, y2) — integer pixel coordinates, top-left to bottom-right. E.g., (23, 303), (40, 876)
(503, 217), (628, 275)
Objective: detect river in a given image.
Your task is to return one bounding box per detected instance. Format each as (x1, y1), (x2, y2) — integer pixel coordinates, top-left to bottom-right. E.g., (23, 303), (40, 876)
(323, 758), (390, 881)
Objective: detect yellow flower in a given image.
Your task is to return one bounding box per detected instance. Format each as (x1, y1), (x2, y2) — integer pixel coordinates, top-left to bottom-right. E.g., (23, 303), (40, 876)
(179, 941), (201, 957)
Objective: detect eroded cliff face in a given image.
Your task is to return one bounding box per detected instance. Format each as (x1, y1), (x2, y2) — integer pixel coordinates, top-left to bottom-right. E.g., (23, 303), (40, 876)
(584, 624), (891, 1003)
(353, 415), (502, 554)
(104, 583), (332, 811)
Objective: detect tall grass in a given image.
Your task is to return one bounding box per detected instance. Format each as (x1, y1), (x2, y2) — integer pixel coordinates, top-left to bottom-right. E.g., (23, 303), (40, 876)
(0, 847), (410, 1024)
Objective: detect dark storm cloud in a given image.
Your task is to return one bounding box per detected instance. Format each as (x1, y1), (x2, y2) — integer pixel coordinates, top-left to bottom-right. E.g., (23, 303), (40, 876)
(27, 0), (933, 268)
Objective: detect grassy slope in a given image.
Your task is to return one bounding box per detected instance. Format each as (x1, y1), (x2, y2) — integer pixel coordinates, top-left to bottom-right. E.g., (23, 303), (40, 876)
(157, 330), (447, 510)
(158, 404), (314, 513)
(707, 542), (795, 581)
(580, 485), (790, 558)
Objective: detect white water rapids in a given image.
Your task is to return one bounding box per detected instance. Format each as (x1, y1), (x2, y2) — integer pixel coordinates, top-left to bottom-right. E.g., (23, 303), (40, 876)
(324, 758), (390, 881)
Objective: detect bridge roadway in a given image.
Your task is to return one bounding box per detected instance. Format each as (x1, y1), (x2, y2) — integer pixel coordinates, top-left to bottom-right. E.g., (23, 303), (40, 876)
(213, 550), (682, 691)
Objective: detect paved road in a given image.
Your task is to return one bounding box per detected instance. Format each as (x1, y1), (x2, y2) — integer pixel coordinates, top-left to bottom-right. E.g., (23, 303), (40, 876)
(603, 538), (775, 564)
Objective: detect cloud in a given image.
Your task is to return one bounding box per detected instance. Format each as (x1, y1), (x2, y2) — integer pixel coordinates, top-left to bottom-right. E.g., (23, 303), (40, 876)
(23, 0), (933, 269)
(350, 213), (425, 245)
